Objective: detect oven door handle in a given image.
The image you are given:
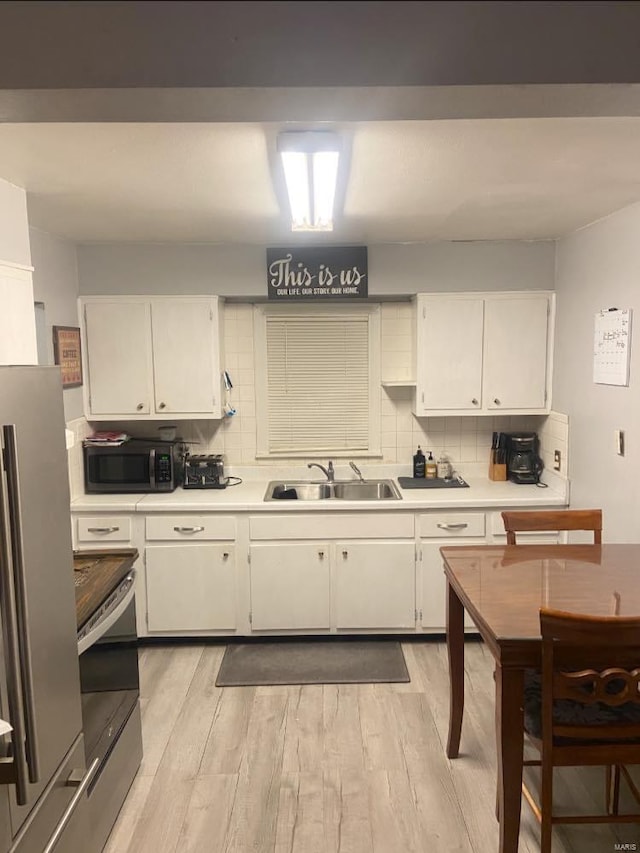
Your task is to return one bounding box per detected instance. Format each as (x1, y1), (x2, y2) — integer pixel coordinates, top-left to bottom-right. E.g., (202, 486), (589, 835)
(77, 572), (136, 656)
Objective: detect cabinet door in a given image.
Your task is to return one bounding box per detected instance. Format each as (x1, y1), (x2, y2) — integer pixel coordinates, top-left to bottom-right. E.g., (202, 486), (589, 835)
(250, 542), (330, 630)
(0, 265), (37, 365)
(84, 301), (153, 415)
(146, 543), (235, 632)
(415, 297), (483, 412)
(334, 541), (415, 629)
(151, 299), (220, 416)
(421, 542), (483, 631)
(483, 295), (549, 410)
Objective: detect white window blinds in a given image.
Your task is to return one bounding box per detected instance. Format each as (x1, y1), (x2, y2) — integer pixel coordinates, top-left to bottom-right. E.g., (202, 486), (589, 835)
(261, 310), (376, 454)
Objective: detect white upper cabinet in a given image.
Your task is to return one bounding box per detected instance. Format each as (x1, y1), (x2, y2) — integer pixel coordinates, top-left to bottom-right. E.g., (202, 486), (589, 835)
(414, 292), (554, 417)
(483, 295), (550, 410)
(83, 300), (153, 415)
(81, 296), (223, 420)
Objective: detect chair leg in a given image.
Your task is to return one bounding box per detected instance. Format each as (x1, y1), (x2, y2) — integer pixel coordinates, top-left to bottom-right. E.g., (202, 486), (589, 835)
(612, 764), (621, 815)
(605, 765), (621, 815)
(540, 757), (553, 853)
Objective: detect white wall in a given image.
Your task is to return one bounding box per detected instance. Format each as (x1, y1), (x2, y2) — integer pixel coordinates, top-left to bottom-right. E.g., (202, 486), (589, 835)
(77, 240), (555, 297)
(554, 201), (640, 541)
(0, 178), (31, 267)
(30, 227), (83, 421)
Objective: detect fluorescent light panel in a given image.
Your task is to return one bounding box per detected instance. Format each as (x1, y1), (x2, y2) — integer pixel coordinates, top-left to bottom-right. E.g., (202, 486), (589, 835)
(278, 132), (341, 232)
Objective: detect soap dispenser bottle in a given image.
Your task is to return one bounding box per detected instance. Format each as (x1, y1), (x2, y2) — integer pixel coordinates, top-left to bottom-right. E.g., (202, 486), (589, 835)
(413, 446), (426, 478)
(425, 451), (437, 479)
(437, 453), (452, 480)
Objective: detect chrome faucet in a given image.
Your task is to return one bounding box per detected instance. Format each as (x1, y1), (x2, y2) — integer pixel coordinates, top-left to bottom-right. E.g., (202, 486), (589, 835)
(307, 460), (335, 482)
(349, 461), (365, 482)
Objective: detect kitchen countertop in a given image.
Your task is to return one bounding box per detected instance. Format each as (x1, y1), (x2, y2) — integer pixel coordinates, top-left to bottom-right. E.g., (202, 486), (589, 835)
(73, 548), (138, 628)
(70, 467), (569, 513)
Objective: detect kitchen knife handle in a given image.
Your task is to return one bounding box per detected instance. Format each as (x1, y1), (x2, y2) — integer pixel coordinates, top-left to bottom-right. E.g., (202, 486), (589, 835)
(3, 425), (39, 786)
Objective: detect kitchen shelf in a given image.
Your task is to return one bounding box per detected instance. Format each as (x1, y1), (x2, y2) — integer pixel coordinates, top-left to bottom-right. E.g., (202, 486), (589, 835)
(381, 380), (416, 387)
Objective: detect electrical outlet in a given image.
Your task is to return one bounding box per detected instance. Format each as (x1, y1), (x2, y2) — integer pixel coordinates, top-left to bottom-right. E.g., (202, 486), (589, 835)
(616, 429), (625, 456)
(553, 449), (561, 471)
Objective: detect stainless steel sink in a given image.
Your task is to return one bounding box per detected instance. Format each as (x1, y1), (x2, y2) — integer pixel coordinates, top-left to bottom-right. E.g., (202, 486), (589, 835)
(268, 482), (333, 501)
(264, 479), (402, 501)
(332, 481), (401, 500)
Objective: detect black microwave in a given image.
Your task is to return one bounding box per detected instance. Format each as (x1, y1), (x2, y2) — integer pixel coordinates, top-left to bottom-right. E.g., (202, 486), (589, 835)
(84, 439), (183, 493)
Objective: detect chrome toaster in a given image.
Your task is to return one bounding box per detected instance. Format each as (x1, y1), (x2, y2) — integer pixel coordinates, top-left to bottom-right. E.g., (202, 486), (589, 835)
(183, 454), (226, 489)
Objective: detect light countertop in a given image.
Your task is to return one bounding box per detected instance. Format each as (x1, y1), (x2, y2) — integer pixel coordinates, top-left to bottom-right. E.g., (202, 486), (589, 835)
(71, 465), (569, 513)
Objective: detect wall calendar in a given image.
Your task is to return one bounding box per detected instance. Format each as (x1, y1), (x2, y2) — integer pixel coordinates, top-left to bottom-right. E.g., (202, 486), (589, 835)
(593, 307), (632, 386)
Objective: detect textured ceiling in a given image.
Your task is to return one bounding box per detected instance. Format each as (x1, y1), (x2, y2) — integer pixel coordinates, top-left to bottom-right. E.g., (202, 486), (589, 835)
(1, 118), (640, 244)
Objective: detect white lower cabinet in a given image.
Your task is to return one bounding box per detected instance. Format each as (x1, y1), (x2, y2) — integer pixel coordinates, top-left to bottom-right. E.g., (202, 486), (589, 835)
(144, 514), (237, 634)
(419, 511), (486, 631)
(248, 513), (416, 633)
(334, 541), (415, 629)
(249, 542), (331, 630)
(80, 503), (566, 638)
(146, 543), (236, 632)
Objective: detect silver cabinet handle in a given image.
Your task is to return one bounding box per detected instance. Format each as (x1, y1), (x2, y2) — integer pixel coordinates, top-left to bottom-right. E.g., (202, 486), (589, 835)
(3, 425), (39, 787)
(42, 757), (100, 853)
(159, 402), (166, 409)
(318, 550), (325, 559)
(87, 526), (119, 534)
(174, 526), (205, 534)
(436, 522), (469, 530)
(493, 398), (501, 405)
(471, 398), (478, 405)
(136, 403), (144, 411)
(342, 549), (348, 558)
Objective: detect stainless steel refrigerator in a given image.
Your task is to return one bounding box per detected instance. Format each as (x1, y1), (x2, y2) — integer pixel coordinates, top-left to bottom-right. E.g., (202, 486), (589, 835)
(0, 366), (95, 853)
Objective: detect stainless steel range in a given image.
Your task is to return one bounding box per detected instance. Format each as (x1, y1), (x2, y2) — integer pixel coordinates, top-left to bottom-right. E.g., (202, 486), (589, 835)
(76, 555), (142, 851)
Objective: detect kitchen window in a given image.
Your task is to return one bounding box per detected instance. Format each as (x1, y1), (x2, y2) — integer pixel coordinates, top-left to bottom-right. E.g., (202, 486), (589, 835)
(254, 304), (381, 457)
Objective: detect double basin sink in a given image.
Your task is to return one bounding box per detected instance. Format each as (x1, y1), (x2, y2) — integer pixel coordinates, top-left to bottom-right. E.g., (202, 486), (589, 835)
(264, 479), (402, 502)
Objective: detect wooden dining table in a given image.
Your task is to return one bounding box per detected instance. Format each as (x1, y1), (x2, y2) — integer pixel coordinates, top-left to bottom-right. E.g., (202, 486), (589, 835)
(440, 543), (640, 853)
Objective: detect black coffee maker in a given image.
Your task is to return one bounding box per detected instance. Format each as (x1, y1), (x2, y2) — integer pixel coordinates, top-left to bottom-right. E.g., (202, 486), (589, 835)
(505, 432), (543, 484)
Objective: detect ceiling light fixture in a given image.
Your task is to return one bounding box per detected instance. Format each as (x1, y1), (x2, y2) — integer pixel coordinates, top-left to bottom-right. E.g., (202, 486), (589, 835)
(277, 131), (342, 232)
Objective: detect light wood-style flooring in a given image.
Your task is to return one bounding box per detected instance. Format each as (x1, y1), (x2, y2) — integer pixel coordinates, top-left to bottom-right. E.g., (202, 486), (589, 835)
(103, 640), (639, 853)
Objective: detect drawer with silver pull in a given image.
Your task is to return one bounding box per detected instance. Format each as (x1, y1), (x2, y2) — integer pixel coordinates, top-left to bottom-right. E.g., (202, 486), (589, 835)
(418, 512), (485, 538)
(77, 516), (132, 543)
(145, 515), (236, 541)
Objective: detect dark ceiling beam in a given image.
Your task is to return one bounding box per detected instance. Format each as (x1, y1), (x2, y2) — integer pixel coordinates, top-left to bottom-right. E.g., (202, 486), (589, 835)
(1, 1), (639, 121)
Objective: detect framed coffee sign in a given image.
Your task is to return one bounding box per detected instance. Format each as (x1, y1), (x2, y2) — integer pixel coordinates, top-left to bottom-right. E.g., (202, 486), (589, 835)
(267, 246), (368, 300)
(53, 325), (83, 388)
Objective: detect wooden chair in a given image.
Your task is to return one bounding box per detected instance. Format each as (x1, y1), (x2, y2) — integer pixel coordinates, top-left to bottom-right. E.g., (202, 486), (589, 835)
(521, 608), (640, 852)
(501, 509), (603, 545)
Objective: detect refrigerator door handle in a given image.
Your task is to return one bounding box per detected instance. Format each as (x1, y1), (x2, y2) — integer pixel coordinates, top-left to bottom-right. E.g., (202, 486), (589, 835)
(3, 425), (40, 785)
(0, 426), (30, 804)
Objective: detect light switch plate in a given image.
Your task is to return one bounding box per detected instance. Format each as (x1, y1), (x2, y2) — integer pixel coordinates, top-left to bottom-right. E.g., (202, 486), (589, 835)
(553, 449), (561, 471)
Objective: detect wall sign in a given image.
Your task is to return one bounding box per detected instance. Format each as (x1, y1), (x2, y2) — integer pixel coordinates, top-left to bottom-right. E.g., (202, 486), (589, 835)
(267, 246), (368, 300)
(52, 325), (83, 388)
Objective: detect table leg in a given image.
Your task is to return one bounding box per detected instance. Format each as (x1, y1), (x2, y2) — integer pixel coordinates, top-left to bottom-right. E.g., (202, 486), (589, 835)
(446, 580), (465, 758)
(495, 664), (524, 853)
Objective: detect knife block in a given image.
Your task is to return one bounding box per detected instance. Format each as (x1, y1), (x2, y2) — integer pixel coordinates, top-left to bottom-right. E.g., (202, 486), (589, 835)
(488, 450), (507, 481)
